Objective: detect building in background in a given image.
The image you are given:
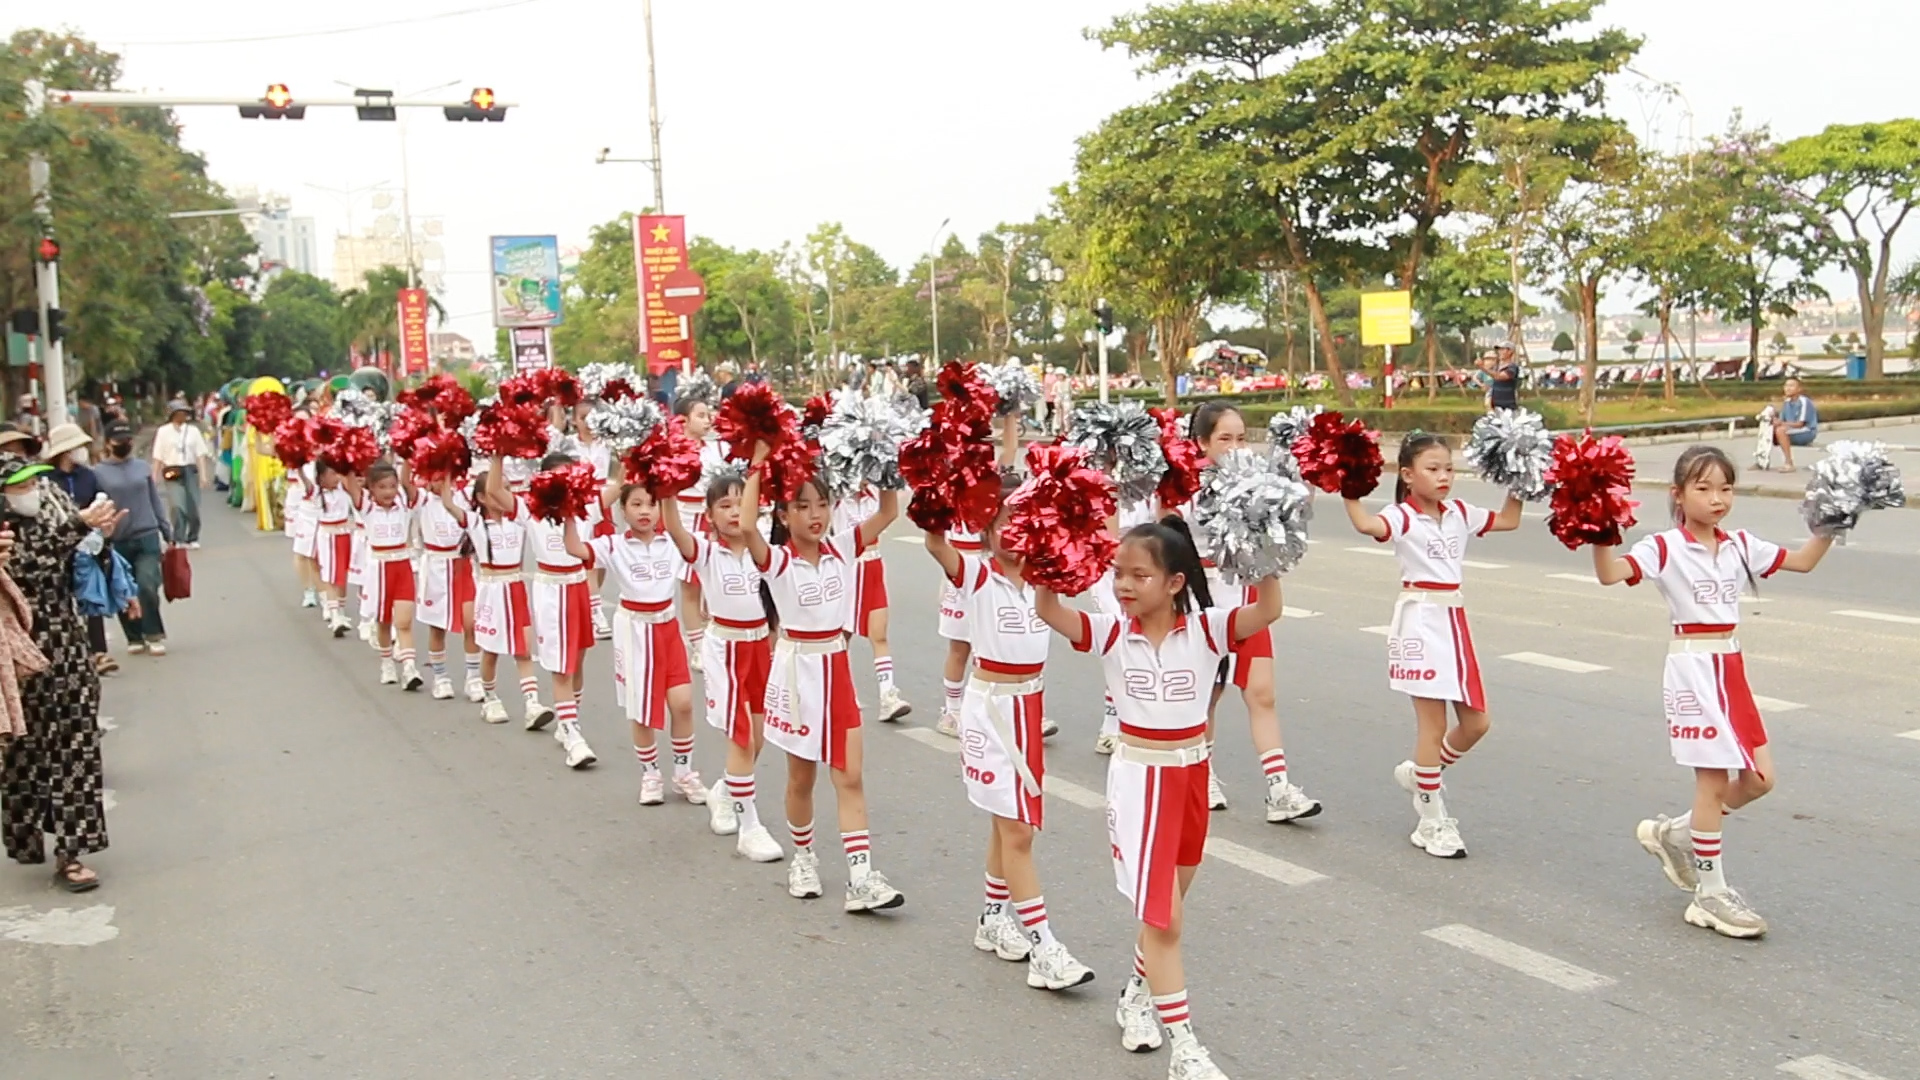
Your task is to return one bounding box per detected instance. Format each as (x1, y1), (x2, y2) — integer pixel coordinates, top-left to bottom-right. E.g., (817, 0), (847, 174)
(429, 332), (476, 368)
(331, 210), (445, 295)
(232, 187), (317, 279)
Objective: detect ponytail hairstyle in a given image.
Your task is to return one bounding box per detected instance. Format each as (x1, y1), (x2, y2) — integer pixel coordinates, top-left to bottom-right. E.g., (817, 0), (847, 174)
(1188, 400), (1240, 447)
(1671, 444), (1757, 594)
(1394, 431), (1451, 504)
(1121, 515), (1214, 615)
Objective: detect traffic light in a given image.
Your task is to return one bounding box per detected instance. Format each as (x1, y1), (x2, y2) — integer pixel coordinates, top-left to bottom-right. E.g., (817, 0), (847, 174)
(9, 310), (37, 336)
(354, 88), (396, 122)
(45, 308), (67, 344)
(1093, 299), (1115, 336)
(239, 84), (306, 120)
(444, 87), (507, 122)
(35, 237), (59, 264)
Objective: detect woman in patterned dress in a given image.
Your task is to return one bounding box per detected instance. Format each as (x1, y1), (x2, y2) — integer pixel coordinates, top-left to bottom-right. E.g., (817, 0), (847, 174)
(0, 443), (120, 891)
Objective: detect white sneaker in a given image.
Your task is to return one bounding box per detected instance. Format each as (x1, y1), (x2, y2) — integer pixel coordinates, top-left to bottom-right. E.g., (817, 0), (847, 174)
(592, 609), (613, 641)
(672, 772), (709, 805)
(1264, 781), (1322, 823)
(379, 658), (398, 685)
(146, 642), (167, 657)
(688, 647), (703, 674)
(639, 771), (665, 805)
(736, 824), (784, 862)
(301, 590), (318, 608)
(1206, 769), (1228, 811)
(936, 712), (961, 738)
(788, 850), (824, 899)
(973, 913), (1032, 961)
(329, 615), (351, 638)
(1392, 759), (1419, 795)
(359, 621), (376, 645)
(708, 786), (740, 835)
(431, 677), (454, 700)
(481, 697), (509, 724)
(126, 641), (147, 655)
(464, 677), (486, 703)
(564, 731), (598, 770)
(1117, 980), (1163, 1053)
(1169, 1040), (1230, 1080)
(878, 688), (911, 723)
(1685, 887), (1768, 939)
(1026, 941), (1096, 990)
(1411, 816), (1468, 859)
(400, 660), (424, 692)
(1094, 731), (1119, 755)
(844, 871), (905, 913)
(1040, 716), (1060, 738)
(524, 699), (556, 731)
(1636, 815), (1699, 891)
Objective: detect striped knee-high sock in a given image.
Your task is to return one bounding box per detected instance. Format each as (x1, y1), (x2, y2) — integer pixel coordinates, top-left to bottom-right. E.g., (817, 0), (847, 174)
(670, 735), (694, 778)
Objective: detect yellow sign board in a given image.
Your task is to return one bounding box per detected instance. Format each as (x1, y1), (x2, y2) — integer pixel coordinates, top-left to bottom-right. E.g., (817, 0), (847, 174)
(1360, 290), (1414, 347)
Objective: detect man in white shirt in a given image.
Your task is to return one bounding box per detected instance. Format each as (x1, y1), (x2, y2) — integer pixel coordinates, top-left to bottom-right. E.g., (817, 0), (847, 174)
(151, 397), (213, 547)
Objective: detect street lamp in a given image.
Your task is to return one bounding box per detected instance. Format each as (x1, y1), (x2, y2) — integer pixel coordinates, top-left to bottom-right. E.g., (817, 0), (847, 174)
(1026, 257), (1066, 350)
(929, 217), (951, 364)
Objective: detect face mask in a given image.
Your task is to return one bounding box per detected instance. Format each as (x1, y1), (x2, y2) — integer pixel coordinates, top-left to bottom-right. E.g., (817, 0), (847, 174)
(68, 447), (90, 466)
(7, 491), (41, 519)
(110, 441), (133, 458)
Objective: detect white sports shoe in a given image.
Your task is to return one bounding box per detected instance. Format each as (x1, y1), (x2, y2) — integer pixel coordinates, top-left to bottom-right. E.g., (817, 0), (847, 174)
(301, 589), (318, 609)
(973, 913), (1031, 961)
(1206, 769), (1228, 811)
(378, 658), (398, 685)
(400, 660), (424, 692)
(592, 609), (613, 640)
(1094, 731), (1119, 755)
(464, 677), (486, 703)
(844, 871), (905, 913)
(1117, 979), (1163, 1053)
(1685, 888), (1768, 939)
(688, 647), (703, 674)
(359, 620), (376, 645)
(1040, 716), (1060, 738)
(1264, 781), (1322, 823)
(431, 677), (455, 700)
(788, 850), (824, 899)
(1027, 941), (1096, 990)
(524, 699), (556, 731)
(639, 772), (665, 805)
(877, 688), (911, 723)
(672, 772), (709, 805)
(736, 824), (784, 863)
(1411, 816), (1468, 859)
(329, 614), (351, 638)
(563, 730), (598, 770)
(1169, 1040), (1230, 1080)
(1636, 815), (1699, 891)
(481, 697), (509, 724)
(936, 712), (961, 738)
(708, 786), (740, 835)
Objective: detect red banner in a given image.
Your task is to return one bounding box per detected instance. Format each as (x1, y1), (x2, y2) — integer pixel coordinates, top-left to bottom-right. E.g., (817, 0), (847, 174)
(634, 214), (693, 375)
(397, 287), (431, 377)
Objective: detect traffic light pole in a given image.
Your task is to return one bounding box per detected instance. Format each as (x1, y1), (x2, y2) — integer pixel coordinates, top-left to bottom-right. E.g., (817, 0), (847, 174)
(24, 82), (70, 421)
(642, 0), (666, 212)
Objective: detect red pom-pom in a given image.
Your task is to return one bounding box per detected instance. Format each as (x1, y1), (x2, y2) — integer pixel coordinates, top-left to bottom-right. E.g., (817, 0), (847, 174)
(245, 392), (291, 436)
(472, 401), (551, 459)
(1147, 406), (1183, 439)
(935, 361), (1000, 427)
(1000, 445), (1118, 595)
(387, 407), (438, 463)
(496, 372), (545, 408)
(272, 416), (315, 468)
(622, 416), (705, 498)
(802, 395), (832, 436)
(1544, 433), (1640, 549)
(535, 367), (581, 410)
(599, 377), (637, 403)
(1291, 411), (1384, 500)
(311, 416), (379, 475)
(397, 374), (476, 423)
(527, 461), (600, 524)
(900, 391), (999, 533)
(1156, 434), (1205, 510)
(715, 382), (796, 458)
(409, 427), (473, 482)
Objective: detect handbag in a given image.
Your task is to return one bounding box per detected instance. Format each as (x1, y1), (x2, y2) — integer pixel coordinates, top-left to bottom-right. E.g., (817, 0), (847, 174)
(161, 465), (185, 483)
(161, 545), (192, 602)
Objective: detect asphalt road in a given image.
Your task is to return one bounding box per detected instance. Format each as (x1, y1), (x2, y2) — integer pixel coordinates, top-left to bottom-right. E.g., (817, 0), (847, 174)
(2, 481), (1915, 1080)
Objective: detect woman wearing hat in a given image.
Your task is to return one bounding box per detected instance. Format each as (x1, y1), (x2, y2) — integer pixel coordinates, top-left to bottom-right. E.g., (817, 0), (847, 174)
(0, 435), (121, 891)
(151, 398), (212, 548)
(43, 424), (117, 676)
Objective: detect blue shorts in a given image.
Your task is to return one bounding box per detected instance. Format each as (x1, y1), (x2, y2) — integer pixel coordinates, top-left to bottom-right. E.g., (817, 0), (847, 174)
(1788, 429), (1817, 448)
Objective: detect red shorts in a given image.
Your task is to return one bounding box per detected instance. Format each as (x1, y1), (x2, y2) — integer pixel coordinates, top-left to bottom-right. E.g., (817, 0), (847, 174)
(1106, 754), (1212, 930)
(703, 634), (772, 749)
(1225, 626), (1272, 690)
(370, 558), (416, 624)
(853, 557), (888, 636)
(319, 532), (353, 590)
(615, 615), (692, 729)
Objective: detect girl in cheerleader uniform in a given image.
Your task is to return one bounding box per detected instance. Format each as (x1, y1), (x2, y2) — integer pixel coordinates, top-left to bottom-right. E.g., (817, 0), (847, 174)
(925, 476), (1096, 993)
(471, 457), (555, 731)
(662, 467), (785, 863)
(309, 458), (357, 638)
(524, 451), (600, 770)
(571, 402), (617, 642)
(937, 414), (1025, 738)
(741, 448), (905, 912)
(289, 459), (322, 612)
(836, 485), (911, 722)
(415, 471), (482, 703)
(355, 461), (424, 691)
(1187, 402), (1320, 824)
(1036, 518), (1283, 1079)
(1342, 433), (1522, 859)
(1592, 446), (1831, 939)
(673, 398), (726, 671)
(570, 481), (706, 807)
(1091, 499), (1161, 755)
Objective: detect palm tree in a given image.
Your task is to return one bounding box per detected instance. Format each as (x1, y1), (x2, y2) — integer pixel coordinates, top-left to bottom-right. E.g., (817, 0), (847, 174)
(338, 266), (446, 362)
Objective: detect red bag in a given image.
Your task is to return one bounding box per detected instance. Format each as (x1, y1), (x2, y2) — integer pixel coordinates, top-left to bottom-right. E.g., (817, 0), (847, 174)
(162, 546), (192, 602)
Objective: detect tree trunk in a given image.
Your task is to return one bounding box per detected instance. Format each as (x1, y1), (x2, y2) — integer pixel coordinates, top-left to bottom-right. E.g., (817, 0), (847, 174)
(1659, 299), (1676, 403)
(1301, 279), (1355, 409)
(1579, 278), (1601, 425)
(1424, 318), (1438, 402)
(1747, 309), (1763, 384)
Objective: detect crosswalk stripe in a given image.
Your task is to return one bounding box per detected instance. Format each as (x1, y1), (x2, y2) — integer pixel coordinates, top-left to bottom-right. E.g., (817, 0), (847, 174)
(1344, 546), (1396, 558)
(1282, 606), (1322, 619)
(1043, 775), (1106, 810)
(1422, 924), (1613, 992)
(1501, 651), (1609, 674)
(896, 728), (958, 753)
(1546, 572), (1595, 584)
(1202, 838), (1327, 885)
(891, 535), (926, 546)
(1360, 625), (1392, 636)
(1833, 609), (1920, 626)
(1750, 695), (1805, 713)
(1460, 559), (1509, 570)
(1778, 1055), (1894, 1080)
(1897, 730), (1920, 743)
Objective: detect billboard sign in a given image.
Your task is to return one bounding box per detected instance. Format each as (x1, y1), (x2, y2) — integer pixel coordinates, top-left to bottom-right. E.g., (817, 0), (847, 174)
(509, 326), (553, 373)
(634, 214), (693, 374)
(490, 235), (563, 328)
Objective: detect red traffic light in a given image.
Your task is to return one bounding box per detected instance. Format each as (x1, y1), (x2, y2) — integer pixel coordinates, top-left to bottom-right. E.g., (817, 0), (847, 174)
(265, 83), (293, 109)
(469, 87), (495, 111)
(36, 238), (59, 263)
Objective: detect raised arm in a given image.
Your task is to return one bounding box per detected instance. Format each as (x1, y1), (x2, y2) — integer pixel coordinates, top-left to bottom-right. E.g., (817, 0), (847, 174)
(923, 527), (963, 582)
(561, 516), (591, 564)
(1343, 497), (1389, 540)
(999, 412), (1020, 469)
(1033, 585), (1087, 648)
(1231, 576), (1284, 641)
(1781, 535), (1834, 574)
(858, 489), (900, 549)
(741, 442), (772, 568)
(1486, 494), (1525, 534)
(480, 456), (515, 516)
(438, 482), (469, 528)
(398, 459), (420, 505)
(1591, 543), (1635, 586)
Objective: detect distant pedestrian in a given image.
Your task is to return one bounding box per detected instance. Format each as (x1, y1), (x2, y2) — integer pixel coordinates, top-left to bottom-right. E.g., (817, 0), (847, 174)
(42, 424), (116, 676)
(151, 398), (212, 548)
(91, 422), (173, 657)
(1486, 342), (1521, 412)
(1767, 377), (1818, 473)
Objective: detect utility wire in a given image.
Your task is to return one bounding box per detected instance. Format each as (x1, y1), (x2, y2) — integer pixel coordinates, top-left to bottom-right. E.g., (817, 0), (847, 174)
(116, 0), (546, 47)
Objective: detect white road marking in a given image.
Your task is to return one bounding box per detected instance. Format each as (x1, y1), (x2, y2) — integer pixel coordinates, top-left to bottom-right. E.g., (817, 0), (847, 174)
(1461, 559), (1509, 570)
(896, 728), (958, 753)
(1546, 572), (1596, 584)
(1501, 651), (1610, 674)
(1345, 546), (1396, 558)
(1750, 695), (1805, 713)
(97, 715), (117, 732)
(1203, 838), (1327, 885)
(102, 789), (116, 811)
(1360, 625), (1392, 636)
(1281, 607), (1322, 619)
(1833, 609), (1920, 626)
(1043, 775), (1106, 810)
(891, 535), (926, 546)
(1422, 924), (1613, 992)
(0, 905), (119, 946)
(1778, 1055), (1894, 1080)
(1897, 730), (1920, 743)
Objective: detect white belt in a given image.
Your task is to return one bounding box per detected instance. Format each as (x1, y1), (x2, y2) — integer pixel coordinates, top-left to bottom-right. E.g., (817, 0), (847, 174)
(536, 568), (588, 586)
(318, 522), (352, 535)
(369, 547), (413, 563)
(476, 567), (522, 583)
(968, 676), (1043, 697)
(1669, 637), (1740, 655)
(708, 621), (769, 643)
(620, 607), (677, 625)
(1115, 741), (1211, 768)
(775, 635), (846, 656)
(1397, 589), (1463, 607)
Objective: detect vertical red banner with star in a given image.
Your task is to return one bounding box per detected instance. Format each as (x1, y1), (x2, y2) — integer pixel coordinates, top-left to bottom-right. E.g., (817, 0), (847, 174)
(397, 287), (431, 377)
(634, 214), (694, 375)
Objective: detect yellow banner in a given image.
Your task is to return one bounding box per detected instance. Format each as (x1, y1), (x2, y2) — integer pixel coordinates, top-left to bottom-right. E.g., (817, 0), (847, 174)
(1360, 290), (1413, 347)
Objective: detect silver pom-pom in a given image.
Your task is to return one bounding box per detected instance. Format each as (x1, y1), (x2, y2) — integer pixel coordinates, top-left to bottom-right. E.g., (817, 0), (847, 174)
(1066, 400), (1167, 506)
(981, 359), (1042, 418)
(818, 395), (929, 497)
(1193, 448), (1313, 583)
(585, 397), (662, 453)
(333, 388), (399, 450)
(546, 425), (585, 463)
(1266, 404), (1322, 478)
(676, 368), (719, 409)
(1802, 440), (1906, 537)
(1463, 407), (1556, 502)
(576, 362), (639, 401)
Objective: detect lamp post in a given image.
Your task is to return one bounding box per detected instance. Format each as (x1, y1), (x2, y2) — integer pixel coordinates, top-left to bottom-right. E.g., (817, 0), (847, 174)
(1026, 257), (1065, 355)
(928, 217), (951, 364)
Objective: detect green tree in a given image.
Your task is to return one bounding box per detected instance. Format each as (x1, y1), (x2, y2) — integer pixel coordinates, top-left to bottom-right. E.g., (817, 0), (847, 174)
(1780, 120), (1920, 380)
(552, 213), (641, 369)
(258, 271), (344, 378)
(1417, 237), (1514, 399)
(1527, 136), (1639, 420)
(1624, 327), (1644, 359)
(1619, 152), (1729, 399)
(338, 266), (444, 366)
(1551, 330), (1575, 359)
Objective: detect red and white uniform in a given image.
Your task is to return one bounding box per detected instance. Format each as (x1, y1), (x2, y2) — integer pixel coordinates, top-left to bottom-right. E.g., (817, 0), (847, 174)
(526, 512), (595, 676)
(676, 440), (731, 534)
(950, 555), (1050, 827)
(289, 464), (320, 557)
(591, 531), (692, 729)
(1376, 500), (1494, 710)
(470, 505), (533, 659)
(938, 528), (984, 642)
(835, 490), (888, 635)
(415, 491), (474, 634)
(358, 493), (417, 624)
(690, 538), (771, 748)
(759, 528), (865, 770)
(1075, 608), (1243, 930)
(311, 486), (355, 590)
(1623, 527), (1787, 771)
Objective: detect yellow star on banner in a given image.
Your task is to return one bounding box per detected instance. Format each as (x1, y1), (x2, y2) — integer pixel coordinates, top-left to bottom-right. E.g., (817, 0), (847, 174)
(649, 223), (672, 243)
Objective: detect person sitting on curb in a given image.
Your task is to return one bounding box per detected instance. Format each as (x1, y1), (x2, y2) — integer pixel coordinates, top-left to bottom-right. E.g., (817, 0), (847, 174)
(1767, 377), (1818, 473)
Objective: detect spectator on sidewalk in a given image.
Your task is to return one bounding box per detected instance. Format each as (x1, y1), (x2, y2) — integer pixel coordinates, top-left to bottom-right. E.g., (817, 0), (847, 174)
(91, 422), (172, 657)
(151, 399), (212, 548)
(41, 425), (116, 676)
(1486, 342), (1521, 412)
(1771, 377), (1819, 473)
